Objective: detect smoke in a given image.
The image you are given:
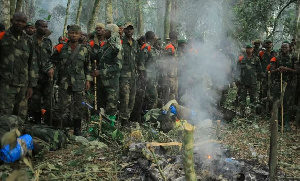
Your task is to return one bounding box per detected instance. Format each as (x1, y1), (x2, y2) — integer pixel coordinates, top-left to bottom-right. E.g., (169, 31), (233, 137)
(177, 0), (240, 177)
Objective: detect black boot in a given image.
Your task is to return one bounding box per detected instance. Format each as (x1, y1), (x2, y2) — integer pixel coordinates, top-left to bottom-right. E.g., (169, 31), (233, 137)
(33, 112), (42, 124)
(73, 119), (82, 136)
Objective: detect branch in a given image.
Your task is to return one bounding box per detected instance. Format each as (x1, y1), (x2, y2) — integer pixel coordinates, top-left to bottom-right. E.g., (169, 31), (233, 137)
(268, 0), (297, 39)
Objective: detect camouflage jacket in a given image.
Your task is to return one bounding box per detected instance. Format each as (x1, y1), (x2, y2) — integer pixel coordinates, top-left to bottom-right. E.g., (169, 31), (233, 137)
(32, 34), (52, 82)
(121, 36), (138, 78)
(161, 43), (178, 78)
(48, 43), (92, 91)
(270, 54), (296, 84)
(97, 37), (122, 79)
(259, 50), (272, 72)
(89, 37), (107, 67)
(237, 55), (262, 85)
(0, 29), (38, 87)
(137, 43), (159, 80)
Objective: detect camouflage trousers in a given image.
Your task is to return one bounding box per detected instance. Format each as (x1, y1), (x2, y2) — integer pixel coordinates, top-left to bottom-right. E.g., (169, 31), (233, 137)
(259, 76), (268, 101)
(98, 75), (119, 116)
(119, 77), (136, 120)
(144, 78), (158, 110)
(53, 86), (85, 127)
(0, 81), (28, 121)
(238, 83), (258, 106)
(28, 80), (53, 116)
(159, 76), (178, 105)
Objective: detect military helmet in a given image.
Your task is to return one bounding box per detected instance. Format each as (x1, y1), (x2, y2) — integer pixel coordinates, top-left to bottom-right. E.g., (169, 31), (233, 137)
(68, 24), (81, 32)
(245, 44), (253, 48)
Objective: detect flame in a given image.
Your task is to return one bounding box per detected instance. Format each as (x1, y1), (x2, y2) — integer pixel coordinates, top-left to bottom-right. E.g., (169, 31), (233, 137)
(207, 155), (211, 159)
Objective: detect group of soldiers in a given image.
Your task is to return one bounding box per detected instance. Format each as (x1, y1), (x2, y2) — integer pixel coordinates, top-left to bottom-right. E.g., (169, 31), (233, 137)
(236, 40), (300, 131)
(0, 12), (299, 136)
(0, 12), (180, 136)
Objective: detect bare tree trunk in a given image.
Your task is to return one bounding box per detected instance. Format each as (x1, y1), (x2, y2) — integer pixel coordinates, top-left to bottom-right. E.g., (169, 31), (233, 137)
(87, 0), (101, 33)
(136, 0), (143, 36)
(15, 0), (23, 12)
(269, 101), (279, 181)
(76, 0), (83, 24)
(164, 0), (172, 40)
(170, 0), (178, 32)
(0, 0), (11, 29)
(10, 0), (16, 18)
(28, 0), (35, 21)
(106, 0), (113, 24)
(63, 0), (71, 37)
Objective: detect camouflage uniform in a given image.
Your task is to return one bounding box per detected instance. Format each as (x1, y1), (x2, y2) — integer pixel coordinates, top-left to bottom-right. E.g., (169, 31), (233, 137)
(138, 43), (159, 110)
(237, 54), (262, 108)
(119, 36), (138, 122)
(0, 29), (38, 121)
(270, 54), (296, 130)
(96, 25), (122, 119)
(29, 34), (53, 124)
(48, 43), (92, 128)
(161, 43), (178, 104)
(258, 50), (272, 104)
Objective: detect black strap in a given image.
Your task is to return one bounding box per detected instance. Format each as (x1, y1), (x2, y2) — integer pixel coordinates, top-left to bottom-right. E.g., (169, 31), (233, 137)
(65, 45), (82, 66)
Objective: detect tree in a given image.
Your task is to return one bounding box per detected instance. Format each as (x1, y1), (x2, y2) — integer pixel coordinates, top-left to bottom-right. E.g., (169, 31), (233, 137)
(106, 0), (113, 24)
(0, 0), (10, 29)
(87, 0), (101, 33)
(76, 0), (83, 24)
(136, 0), (144, 36)
(10, 0), (16, 18)
(15, 0), (23, 12)
(170, 0), (178, 32)
(62, 0), (71, 37)
(164, 0), (172, 40)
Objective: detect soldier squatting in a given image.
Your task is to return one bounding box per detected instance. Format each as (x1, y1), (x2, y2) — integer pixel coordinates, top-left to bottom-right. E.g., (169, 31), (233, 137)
(0, 12), (299, 136)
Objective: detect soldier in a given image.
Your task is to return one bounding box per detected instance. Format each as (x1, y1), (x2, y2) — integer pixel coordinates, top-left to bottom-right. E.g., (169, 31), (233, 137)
(236, 44), (262, 115)
(117, 22), (124, 40)
(258, 39), (273, 109)
(252, 39), (261, 57)
(47, 24), (92, 135)
(142, 31), (159, 110)
(92, 24), (122, 123)
(270, 43), (298, 131)
(25, 22), (36, 36)
(89, 23), (106, 62)
(0, 23), (5, 31)
(119, 23), (138, 126)
(0, 12), (38, 121)
(161, 31), (178, 104)
(29, 20), (53, 125)
(53, 36), (68, 52)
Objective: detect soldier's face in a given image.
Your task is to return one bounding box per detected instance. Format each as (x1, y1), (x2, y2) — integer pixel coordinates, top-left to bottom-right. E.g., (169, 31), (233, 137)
(36, 22), (48, 36)
(11, 15), (27, 32)
(68, 31), (81, 42)
(265, 42), (273, 48)
(119, 26), (124, 36)
(254, 43), (260, 48)
(95, 27), (104, 36)
(124, 27), (134, 37)
(25, 26), (36, 36)
(104, 30), (111, 39)
(246, 47), (253, 54)
(281, 44), (289, 54)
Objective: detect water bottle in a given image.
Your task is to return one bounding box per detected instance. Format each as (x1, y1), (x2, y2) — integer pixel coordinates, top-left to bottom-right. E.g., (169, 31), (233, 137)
(0, 134), (34, 163)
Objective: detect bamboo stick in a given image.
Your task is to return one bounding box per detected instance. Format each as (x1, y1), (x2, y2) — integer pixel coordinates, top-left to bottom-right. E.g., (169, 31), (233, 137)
(183, 123), (197, 181)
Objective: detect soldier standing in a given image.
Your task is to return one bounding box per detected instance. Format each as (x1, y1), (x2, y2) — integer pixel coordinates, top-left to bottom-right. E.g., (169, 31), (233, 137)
(47, 25), (92, 135)
(0, 12), (38, 121)
(270, 43), (298, 131)
(119, 23), (138, 126)
(29, 20), (53, 124)
(92, 24), (122, 123)
(252, 39), (261, 57)
(161, 31), (178, 104)
(89, 23), (106, 61)
(258, 39), (273, 109)
(237, 44), (262, 115)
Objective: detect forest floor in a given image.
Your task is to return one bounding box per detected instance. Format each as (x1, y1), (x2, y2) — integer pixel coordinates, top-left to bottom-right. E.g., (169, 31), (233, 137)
(0, 87), (299, 180)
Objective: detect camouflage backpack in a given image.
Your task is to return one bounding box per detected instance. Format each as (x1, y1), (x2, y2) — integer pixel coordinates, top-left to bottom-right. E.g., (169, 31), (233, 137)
(0, 115), (24, 136)
(25, 125), (69, 151)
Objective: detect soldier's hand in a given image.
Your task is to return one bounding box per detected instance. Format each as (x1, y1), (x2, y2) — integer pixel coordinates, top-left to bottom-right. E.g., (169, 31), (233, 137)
(85, 81), (90, 91)
(27, 87), (33, 99)
(48, 68), (54, 78)
(91, 70), (99, 77)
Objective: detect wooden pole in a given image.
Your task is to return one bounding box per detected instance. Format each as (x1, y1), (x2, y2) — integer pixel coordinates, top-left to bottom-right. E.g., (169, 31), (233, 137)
(94, 60), (97, 111)
(281, 73), (283, 134)
(269, 101), (279, 181)
(183, 123), (197, 181)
